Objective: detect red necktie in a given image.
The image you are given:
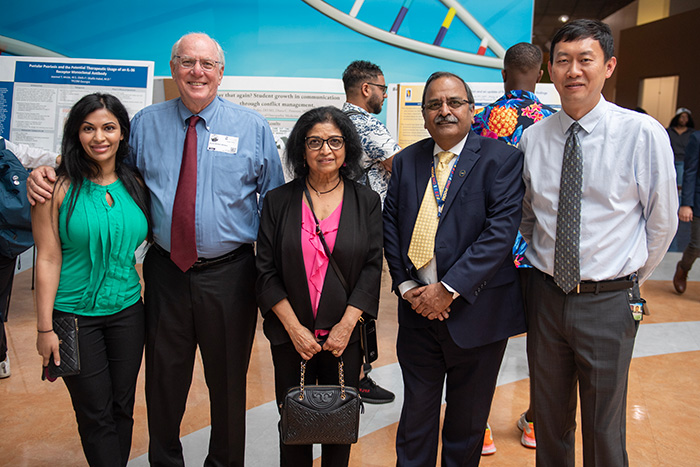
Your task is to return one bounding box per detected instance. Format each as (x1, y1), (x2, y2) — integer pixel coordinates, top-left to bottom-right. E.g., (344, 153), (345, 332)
(170, 115), (200, 272)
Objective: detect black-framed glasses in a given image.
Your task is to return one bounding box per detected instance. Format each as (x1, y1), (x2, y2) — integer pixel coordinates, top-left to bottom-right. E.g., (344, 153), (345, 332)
(423, 98), (472, 111)
(305, 136), (345, 151)
(367, 82), (388, 93)
(174, 55), (221, 71)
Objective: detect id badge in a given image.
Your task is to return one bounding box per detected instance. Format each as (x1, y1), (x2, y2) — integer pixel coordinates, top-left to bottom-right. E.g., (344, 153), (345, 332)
(627, 276), (644, 321)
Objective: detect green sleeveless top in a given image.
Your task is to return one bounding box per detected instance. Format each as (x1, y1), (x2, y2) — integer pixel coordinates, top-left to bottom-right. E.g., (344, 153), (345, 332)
(54, 178), (148, 316)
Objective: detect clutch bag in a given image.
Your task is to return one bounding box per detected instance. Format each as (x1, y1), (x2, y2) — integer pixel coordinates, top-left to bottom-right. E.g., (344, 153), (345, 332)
(281, 358), (363, 445)
(47, 313), (80, 379)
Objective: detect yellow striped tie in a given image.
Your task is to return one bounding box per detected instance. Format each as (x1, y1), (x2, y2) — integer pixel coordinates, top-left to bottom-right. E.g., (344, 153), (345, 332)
(407, 151), (455, 269)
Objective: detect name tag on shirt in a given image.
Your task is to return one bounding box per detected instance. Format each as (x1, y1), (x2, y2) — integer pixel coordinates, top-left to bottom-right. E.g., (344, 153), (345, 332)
(208, 134), (239, 154)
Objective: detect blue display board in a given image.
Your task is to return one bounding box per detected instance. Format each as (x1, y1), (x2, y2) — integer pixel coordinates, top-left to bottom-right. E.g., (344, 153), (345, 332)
(2, 0), (533, 84)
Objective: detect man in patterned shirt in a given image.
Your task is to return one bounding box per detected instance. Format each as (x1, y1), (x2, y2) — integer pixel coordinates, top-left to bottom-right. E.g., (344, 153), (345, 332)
(473, 42), (557, 147)
(342, 60), (398, 404)
(472, 42), (556, 456)
(342, 60), (401, 206)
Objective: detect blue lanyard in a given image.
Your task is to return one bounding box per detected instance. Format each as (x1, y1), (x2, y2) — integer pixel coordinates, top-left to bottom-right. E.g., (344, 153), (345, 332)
(430, 152), (460, 218)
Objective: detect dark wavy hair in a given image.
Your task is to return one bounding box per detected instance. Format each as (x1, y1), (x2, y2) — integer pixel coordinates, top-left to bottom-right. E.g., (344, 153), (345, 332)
(550, 19), (614, 64)
(57, 93), (152, 241)
(669, 111), (695, 129)
(286, 106), (363, 181)
(342, 60), (383, 94)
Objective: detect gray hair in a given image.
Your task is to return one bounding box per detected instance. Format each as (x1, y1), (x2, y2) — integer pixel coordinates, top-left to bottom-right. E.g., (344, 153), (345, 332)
(170, 32), (225, 68)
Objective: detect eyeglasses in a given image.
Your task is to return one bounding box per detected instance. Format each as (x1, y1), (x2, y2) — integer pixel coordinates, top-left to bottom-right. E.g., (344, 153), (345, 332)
(423, 98), (472, 111)
(305, 136), (345, 151)
(174, 55), (221, 71)
(367, 83), (388, 94)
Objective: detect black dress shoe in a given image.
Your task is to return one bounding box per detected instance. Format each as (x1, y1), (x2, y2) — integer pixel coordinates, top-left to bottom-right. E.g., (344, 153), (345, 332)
(673, 261), (688, 294)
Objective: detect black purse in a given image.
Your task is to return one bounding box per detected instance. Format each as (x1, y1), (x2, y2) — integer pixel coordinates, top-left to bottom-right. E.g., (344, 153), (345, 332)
(45, 313), (81, 379)
(302, 184), (379, 364)
(281, 358), (363, 445)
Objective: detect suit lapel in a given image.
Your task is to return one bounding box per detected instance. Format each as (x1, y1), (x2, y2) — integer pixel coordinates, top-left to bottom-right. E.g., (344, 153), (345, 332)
(440, 132), (481, 218)
(414, 139), (436, 206)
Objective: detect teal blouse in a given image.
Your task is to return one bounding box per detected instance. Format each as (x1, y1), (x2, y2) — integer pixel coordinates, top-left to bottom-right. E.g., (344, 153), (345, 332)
(54, 178), (148, 316)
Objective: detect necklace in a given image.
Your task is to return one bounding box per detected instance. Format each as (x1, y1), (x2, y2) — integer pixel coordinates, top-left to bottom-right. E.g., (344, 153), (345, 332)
(307, 176), (342, 196)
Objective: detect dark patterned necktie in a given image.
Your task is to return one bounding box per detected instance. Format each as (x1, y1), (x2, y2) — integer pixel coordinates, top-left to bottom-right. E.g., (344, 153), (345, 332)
(171, 115), (200, 272)
(554, 122), (582, 293)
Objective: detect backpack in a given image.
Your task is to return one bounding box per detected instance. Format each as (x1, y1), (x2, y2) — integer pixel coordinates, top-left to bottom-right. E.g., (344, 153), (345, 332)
(0, 139), (34, 259)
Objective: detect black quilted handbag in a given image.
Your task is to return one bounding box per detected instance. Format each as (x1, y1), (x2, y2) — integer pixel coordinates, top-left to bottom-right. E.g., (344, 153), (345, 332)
(47, 313), (80, 379)
(281, 358), (363, 445)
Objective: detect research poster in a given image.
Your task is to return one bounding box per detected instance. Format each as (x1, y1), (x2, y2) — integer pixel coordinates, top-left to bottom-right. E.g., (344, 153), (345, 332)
(214, 76), (345, 179)
(0, 57), (154, 152)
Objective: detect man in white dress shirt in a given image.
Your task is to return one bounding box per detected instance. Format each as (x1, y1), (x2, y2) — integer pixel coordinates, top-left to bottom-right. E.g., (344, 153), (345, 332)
(519, 19), (678, 466)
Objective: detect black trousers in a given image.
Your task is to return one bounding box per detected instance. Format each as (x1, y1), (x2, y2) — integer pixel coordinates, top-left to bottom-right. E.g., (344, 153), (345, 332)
(0, 256), (16, 361)
(61, 301), (145, 467)
(271, 340), (362, 467)
(396, 321), (508, 467)
(143, 245), (257, 467)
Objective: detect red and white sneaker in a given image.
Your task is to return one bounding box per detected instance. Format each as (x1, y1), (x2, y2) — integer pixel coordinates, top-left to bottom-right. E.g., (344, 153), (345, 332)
(482, 424), (496, 455)
(517, 412), (536, 448)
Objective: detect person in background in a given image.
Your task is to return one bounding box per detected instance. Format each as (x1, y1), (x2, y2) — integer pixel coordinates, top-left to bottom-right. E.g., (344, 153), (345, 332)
(520, 20), (677, 466)
(32, 93), (151, 466)
(667, 107), (694, 188)
(1, 138), (59, 379)
(472, 41), (556, 455)
(27, 33), (285, 466)
(341, 59), (398, 404)
(674, 130), (700, 294)
(256, 106), (382, 466)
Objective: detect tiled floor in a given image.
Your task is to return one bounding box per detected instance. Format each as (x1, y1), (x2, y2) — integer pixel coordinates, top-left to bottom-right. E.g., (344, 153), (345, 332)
(2, 252), (700, 466)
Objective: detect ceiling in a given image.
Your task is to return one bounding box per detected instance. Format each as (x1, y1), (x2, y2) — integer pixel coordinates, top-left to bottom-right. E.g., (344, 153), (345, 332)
(532, 0), (636, 54)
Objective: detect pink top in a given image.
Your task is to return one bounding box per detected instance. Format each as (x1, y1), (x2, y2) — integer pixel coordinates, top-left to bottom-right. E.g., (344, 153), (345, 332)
(301, 200), (343, 337)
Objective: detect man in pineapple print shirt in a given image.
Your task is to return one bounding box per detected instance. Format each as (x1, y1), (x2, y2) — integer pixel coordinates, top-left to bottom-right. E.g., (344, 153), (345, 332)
(472, 42), (556, 147)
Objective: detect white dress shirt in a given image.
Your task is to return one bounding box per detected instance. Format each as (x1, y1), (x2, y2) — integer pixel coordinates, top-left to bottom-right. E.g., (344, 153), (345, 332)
(398, 134), (468, 298)
(520, 97), (678, 284)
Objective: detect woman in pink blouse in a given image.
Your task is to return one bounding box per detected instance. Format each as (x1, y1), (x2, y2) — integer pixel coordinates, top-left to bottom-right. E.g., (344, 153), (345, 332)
(256, 107), (383, 467)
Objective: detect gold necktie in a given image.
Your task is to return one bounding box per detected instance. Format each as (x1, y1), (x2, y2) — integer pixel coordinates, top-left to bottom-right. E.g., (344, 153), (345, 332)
(408, 151), (455, 269)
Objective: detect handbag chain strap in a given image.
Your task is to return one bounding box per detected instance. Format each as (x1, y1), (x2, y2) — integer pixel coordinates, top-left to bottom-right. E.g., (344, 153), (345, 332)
(297, 358), (347, 401)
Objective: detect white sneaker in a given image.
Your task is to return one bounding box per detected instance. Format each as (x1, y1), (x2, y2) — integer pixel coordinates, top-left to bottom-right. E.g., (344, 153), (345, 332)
(0, 355), (10, 378)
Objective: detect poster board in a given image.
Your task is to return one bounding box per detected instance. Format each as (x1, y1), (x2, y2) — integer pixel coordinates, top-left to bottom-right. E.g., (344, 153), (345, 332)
(0, 57), (154, 152)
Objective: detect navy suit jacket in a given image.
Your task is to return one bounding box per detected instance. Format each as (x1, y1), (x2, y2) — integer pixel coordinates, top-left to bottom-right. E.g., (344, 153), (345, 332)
(383, 132), (526, 349)
(681, 130), (700, 214)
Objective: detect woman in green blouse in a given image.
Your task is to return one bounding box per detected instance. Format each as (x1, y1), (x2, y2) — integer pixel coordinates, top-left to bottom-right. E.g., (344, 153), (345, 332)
(32, 93), (151, 467)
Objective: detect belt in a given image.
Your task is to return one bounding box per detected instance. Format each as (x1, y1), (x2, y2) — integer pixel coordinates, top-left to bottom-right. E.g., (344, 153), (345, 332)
(541, 272), (635, 294)
(151, 243), (253, 270)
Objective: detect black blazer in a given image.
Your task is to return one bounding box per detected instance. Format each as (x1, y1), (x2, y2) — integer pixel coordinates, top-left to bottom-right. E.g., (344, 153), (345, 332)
(383, 134), (526, 349)
(256, 177), (383, 346)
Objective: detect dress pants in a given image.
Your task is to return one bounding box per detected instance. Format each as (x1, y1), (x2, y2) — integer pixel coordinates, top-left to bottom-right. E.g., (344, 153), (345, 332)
(143, 245), (257, 467)
(271, 340), (362, 467)
(526, 271), (637, 467)
(396, 321), (508, 467)
(0, 256), (16, 361)
(61, 301), (145, 467)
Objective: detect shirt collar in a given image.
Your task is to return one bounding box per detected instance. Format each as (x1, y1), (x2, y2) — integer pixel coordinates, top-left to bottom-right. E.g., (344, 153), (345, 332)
(433, 132), (469, 156)
(557, 95), (608, 135)
(505, 89), (539, 102)
(177, 96), (220, 127)
(342, 101), (370, 116)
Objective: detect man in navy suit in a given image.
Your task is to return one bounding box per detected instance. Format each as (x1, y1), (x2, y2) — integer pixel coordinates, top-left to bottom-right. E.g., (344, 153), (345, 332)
(383, 71), (526, 467)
